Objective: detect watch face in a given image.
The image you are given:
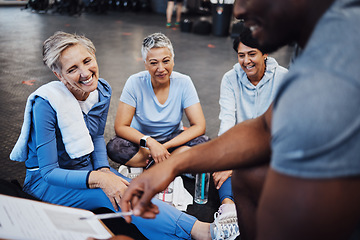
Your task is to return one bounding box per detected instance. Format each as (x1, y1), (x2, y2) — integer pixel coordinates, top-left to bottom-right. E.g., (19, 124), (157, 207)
(140, 138), (146, 147)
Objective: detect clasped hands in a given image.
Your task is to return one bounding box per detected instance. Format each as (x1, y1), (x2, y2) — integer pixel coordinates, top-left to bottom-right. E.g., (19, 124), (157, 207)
(142, 137), (171, 164)
(93, 168), (130, 211)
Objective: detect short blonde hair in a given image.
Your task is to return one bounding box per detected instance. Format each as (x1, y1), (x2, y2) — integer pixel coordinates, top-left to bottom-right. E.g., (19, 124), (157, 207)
(43, 31), (96, 73)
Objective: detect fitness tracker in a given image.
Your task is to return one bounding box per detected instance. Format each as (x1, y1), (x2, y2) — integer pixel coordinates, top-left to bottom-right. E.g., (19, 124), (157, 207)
(140, 135), (150, 148)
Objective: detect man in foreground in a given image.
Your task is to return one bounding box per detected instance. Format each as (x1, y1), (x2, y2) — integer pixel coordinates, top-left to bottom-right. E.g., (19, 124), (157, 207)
(120, 0), (360, 239)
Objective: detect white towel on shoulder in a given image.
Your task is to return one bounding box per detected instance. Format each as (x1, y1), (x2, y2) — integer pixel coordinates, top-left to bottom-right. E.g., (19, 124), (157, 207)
(10, 81), (94, 162)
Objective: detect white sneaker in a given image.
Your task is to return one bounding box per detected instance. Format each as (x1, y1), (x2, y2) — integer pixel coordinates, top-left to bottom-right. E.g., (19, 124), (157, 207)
(118, 165), (143, 179)
(211, 204), (240, 240)
(217, 204), (237, 216)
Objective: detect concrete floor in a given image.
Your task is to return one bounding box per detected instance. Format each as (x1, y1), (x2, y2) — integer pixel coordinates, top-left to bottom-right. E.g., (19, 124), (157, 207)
(0, 5), (293, 224)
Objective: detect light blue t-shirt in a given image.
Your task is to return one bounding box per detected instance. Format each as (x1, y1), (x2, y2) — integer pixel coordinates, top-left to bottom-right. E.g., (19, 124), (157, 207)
(120, 70), (199, 140)
(271, 0), (360, 178)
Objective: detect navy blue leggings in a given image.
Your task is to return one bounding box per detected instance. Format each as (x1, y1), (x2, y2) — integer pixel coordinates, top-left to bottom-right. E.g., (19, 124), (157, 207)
(218, 176), (234, 203)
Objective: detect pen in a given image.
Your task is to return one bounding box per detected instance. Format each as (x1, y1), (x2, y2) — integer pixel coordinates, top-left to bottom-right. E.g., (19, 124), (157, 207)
(79, 211), (133, 220)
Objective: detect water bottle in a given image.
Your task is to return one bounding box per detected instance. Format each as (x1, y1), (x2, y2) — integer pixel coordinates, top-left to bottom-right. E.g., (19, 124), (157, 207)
(157, 180), (174, 205)
(194, 173), (210, 204)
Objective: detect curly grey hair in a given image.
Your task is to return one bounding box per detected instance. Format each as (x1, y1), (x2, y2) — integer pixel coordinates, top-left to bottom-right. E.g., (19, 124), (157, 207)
(43, 31), (96, 74)
(141, 32), (174, 62)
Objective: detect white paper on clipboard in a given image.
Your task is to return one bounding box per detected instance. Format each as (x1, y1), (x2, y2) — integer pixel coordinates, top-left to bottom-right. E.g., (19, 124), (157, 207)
(0, 194), (113, 240)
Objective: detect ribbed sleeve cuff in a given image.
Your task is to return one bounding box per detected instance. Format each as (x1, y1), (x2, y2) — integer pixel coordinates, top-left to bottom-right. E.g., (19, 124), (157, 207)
(86, 171), (92, 189)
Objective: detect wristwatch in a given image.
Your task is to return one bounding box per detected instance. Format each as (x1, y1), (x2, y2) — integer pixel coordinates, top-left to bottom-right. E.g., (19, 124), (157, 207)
(140, 135), (150, 148)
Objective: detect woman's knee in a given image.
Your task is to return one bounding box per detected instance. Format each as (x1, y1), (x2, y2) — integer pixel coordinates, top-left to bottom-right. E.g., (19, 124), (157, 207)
(171, 145), (190, 155)
(106, 136), (138, 164)
(187, 134), (211, 147)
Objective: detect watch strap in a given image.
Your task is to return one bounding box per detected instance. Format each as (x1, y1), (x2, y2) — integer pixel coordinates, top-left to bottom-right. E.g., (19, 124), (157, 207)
(140, 135), (150, 148)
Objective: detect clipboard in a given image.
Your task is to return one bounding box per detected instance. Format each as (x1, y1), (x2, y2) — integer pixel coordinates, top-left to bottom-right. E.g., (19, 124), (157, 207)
(0, 194), (114, 240)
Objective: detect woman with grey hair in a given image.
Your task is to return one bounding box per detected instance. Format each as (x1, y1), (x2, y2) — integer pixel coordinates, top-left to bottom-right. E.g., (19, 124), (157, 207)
(107, 32), (211, 170)
(11, 31), (238, 240)
(11, 30), (131, 231)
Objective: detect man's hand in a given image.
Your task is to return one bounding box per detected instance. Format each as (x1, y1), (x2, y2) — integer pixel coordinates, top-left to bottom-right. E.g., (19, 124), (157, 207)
(120, 161), (175, 223)
(213, 170), (232, 189)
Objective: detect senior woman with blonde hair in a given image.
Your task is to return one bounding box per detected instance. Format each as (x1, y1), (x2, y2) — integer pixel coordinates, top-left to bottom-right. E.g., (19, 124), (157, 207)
(10, 31), (238, 240)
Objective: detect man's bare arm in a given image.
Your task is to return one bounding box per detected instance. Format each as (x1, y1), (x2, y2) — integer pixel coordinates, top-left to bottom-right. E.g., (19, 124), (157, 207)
(120, 106), (272, 221)
(173, 106), (272, 174)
